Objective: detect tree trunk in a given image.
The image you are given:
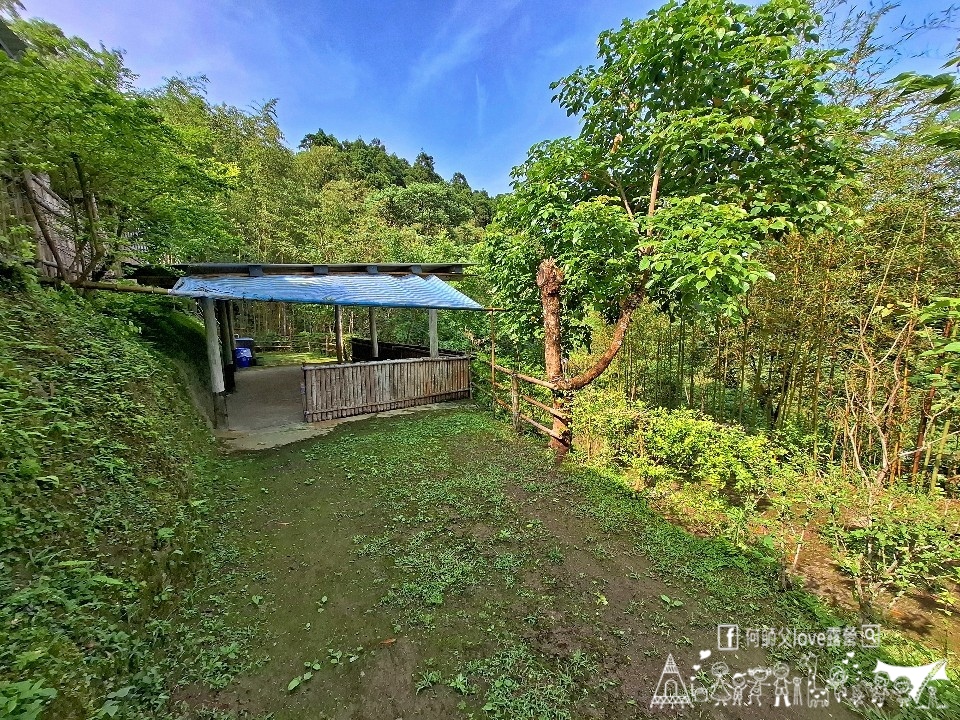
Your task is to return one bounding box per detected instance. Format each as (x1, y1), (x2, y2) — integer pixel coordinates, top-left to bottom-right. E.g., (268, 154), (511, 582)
(536, 259), (569, 451)
(72, 154), (104, 282)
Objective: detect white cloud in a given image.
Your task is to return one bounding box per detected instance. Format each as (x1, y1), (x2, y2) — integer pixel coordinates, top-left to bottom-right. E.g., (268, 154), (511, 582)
(475, 73), (487, 137)
(406, 0), (520, 94)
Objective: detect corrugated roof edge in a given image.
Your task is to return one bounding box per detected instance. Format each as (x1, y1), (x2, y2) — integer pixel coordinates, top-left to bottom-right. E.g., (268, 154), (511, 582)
(169, 273), (485, 311)
(173, 262), (472, 278)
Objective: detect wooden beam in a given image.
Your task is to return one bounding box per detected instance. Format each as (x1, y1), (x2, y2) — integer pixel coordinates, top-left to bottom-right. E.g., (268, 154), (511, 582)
(334, 304), (344, 363)
(519, 391), (571, 421)
(38, 278), (171, 295)
(492, 363), (556, 390)
(492, 396), (567, 444)
(428, 308), (438, 358)
(368, 306), (379, 358)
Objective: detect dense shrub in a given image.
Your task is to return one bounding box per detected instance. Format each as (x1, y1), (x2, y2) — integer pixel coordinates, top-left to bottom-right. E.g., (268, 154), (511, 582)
(825, 483), (960, 616)
(574, 386), (794, 535)
(573, 385), (960, 616)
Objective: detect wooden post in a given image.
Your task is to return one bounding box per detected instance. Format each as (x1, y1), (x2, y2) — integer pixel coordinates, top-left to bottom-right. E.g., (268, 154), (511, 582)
(217, 301), (233, 364)
(216, 300), (236, 393)
(369, 306), (379, 358)
(202, 297), (227, 427)
(334, 304), (344, 363)
(225, 301), (237, 356)
(510, 373), (520, 431)
(428, 308), (439, 358)
(490, 310), (497, 410)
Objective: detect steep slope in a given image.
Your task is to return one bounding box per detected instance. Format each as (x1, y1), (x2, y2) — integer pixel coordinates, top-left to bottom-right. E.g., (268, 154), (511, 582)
(0, 276), (247, 719)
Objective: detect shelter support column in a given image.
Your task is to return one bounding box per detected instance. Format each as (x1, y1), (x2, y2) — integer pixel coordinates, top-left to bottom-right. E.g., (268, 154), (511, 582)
(334, 304), (345, 363)
(368, 306), (379, 359)
(428, 308), (439, 358)
(216, 300), (235, 393)
(225, 301), (237, 357)
(202, 297), (228, 427)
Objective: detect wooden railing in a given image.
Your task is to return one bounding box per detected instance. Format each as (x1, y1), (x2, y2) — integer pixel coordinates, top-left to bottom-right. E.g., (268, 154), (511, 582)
(351, 337), (463, 362)
(303, 356), (471, 422)
(490, 363), (571, 447)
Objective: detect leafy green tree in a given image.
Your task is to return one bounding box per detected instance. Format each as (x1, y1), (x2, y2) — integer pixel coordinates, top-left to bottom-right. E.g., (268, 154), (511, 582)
(375, 182), (472, 234)
(0, 21), (230, 279)
(298, 127), (341, 150)
(406, 151), (443, 184)
(341, 137), (410, 188)
(482, 0), (860, 447)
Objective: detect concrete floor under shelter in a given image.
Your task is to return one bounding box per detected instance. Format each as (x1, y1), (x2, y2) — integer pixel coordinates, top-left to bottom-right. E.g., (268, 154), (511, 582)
(215, 364), (461, 451)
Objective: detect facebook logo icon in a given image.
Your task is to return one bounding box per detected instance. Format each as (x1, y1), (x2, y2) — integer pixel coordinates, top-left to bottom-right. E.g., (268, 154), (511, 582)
(717, 624), (739, 650)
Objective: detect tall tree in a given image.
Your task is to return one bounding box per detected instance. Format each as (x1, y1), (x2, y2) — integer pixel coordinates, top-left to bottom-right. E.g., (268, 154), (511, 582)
(482, 0), (861, 447)
(406, 151), (443, 184)
(0, 20), (230, 279)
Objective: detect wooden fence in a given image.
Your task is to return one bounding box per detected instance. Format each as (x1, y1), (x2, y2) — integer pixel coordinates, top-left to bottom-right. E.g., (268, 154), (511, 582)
(303, 356), (471, 422)
(351, 337), (462, 362)
(490, 362), (571, 447)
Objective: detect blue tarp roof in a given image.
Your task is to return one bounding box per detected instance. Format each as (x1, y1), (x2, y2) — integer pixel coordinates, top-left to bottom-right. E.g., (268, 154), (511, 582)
(170, 273), (484, 310)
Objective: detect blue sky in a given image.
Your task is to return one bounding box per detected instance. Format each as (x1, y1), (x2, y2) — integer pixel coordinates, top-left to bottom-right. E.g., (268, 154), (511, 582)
(21, 0), (959, 194)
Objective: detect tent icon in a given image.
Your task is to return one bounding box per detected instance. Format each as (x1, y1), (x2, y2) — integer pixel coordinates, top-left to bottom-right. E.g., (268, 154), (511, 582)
(651, 653), (693, 709)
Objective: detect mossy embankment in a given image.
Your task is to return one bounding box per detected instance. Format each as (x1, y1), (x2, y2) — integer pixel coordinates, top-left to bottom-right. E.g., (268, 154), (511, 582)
(0, 277), (250, 719)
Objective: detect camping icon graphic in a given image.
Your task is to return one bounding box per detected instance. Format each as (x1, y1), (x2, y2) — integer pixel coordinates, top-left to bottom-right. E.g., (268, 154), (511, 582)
(651, 653), (693, 709)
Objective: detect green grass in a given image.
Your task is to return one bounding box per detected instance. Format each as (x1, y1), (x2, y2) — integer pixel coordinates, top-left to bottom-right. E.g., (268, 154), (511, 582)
(215, 407), (960, 719)
(255, 351), (333, 367)
(0, 282), (253, 719)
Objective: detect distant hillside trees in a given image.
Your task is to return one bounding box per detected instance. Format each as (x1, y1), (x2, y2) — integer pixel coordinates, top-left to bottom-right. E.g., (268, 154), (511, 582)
(0, 15), (495, 281)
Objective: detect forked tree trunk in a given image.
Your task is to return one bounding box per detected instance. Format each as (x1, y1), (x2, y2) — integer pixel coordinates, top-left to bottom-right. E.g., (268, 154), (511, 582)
(536, 257), (642, 454)
(536, 164), (658, 455)
(536, 258), (569, 451)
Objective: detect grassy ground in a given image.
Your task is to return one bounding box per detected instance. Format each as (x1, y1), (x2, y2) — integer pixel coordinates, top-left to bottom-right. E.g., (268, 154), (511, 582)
(0, 283), (253, 719)
(182, 407), (957, 720)
(255, 352), (333, 368)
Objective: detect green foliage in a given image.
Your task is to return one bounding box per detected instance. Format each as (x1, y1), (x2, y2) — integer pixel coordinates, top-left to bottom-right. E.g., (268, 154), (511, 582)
(574, 386), (790, 513)
(375, 182), (473, 233)
(464, 643), (595, 720)
(483, 0), (860, 354)
(893, 51), (960, 150)
(0, 680), (57, 720)
(0, 284), (249, 718)
(575, 384), (960, 620)
(642, 197), (773, 317)
(825, 485), (960, 616)
(555, 0), (858, 229)
(0, 22), (233, 276)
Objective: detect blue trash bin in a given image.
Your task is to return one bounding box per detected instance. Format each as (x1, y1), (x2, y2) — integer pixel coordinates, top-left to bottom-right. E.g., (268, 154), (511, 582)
(235, 337), (257, 366)
(234, 347), (253, 368)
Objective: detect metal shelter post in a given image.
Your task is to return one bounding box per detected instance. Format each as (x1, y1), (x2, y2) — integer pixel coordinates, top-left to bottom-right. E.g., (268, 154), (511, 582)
(428, 308), (439, 358)
(368, 306), (379, 359)
(202, 297), (228, 427)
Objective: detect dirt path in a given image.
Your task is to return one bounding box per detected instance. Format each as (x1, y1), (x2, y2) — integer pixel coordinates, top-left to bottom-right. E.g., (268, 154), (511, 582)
(194, 409), (874, 719)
